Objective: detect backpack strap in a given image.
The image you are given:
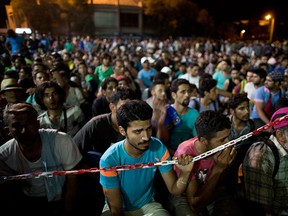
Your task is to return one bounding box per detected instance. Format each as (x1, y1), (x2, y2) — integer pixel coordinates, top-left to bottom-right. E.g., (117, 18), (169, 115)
(262, 138), (280, 178)
(193, 98), (200, 112)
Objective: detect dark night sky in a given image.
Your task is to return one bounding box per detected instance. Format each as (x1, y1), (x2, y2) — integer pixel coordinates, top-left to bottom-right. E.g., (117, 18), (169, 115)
(194, 0), (286, 22)
(0, 0), (286, 29)
(0, 0), (10, 28)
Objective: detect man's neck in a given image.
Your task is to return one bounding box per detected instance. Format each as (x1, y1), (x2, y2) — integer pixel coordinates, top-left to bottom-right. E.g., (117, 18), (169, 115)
(48, 107), (63, 123)
(254, 83), (264, 89)
(201, 97), (212, 107)
(173, 103), (188, 115)
(124, 141), (144, 158)
(231, 116), (247, 131)
(19, 134), (42, 162)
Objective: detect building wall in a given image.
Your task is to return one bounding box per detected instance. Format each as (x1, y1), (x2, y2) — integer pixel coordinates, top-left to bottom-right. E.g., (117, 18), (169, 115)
(92, 4), (143, 35)
(91, 0), (142, 7)
(5, 0), (150, 36)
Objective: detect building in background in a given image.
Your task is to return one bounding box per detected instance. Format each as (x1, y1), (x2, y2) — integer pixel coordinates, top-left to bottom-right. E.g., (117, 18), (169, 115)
(91, 0), (144, 36)
(4, 0), (153, 36)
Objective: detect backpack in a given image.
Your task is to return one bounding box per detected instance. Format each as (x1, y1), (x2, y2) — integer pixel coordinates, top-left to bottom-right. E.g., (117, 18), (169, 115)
(229, 132), (280, 191)
(217, 132), (280, 216)
(192, 97), (225, 113)
(263, 90), (283, 120)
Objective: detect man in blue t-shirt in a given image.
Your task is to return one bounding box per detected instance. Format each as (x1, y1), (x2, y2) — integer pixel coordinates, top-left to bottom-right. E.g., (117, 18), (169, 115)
(100, 100), (194, 215)
(5, 29), (25, 55)
(251, 71), (285, 128)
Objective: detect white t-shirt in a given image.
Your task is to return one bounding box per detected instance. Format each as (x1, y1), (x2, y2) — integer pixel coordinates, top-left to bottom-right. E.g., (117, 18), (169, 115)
(244, 82), (256, 100)
(179, 74), (200, 88)
(0, 131), (82, 197)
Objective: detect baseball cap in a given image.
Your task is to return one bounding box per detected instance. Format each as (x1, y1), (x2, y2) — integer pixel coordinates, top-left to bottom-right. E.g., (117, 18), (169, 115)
(161, 66), (172, 74)
(141, 57), (149, 64)
(147, 57), (155, 64)
(270, 107), (288, 130)
(136, 46), (142, 52)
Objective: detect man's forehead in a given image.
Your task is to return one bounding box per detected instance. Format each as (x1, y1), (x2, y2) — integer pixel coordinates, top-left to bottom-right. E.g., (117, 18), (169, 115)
(107, 82), (117, 87)
(8, 112), (30, 121)
(44, 87), (56, 93)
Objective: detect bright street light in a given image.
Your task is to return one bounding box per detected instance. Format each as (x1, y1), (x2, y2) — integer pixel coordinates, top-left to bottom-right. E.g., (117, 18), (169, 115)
(240, 30), (245, 39)
(265, 14), (275, 42)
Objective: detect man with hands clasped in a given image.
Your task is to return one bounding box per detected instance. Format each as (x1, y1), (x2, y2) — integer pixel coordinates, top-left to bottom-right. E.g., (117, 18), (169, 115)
(100, 100), (194, 216)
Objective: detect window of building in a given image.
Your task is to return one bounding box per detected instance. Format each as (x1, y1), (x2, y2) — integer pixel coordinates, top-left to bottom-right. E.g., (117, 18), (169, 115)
(94, 12), (117, 28)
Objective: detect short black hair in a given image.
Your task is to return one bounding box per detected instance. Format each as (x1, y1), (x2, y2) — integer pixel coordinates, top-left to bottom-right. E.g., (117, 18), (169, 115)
(117, 100), (153, 131)
(170, 78), (190, 93)
(252, 68), (267, 80)
(150, 79), (165, 90)
(101, 77), (118, 90)
(227, 93), (249, 110)
(190, 83), (199, 94)
(4, 70), (19, 80)
(4, 103), (38, 125)
(101, 52), (112, 61)
(195, 110), (231, 140)
(109, 86), (135, 105)
(153, 72), (169, 82)
(198, 78), (217, 97)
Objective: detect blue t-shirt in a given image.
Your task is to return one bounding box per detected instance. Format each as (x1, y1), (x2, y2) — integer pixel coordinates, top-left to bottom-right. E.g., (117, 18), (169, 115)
(137, 68), (157, 88)
(251, 86), (285, 119)
(213, 70), (231, 89)
(100, 137), (171, 211)
(188, 97), (220, 113)
(6, 35), (25, 55)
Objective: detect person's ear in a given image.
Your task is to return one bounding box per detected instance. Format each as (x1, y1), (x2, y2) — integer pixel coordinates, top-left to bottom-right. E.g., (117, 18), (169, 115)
(4, 126), (10, 136)
(119, 126), (126, 137)
(198, 137), (211, 152)
(199, 137), (208, 146)
(171, 92), (176, 100)
(109, 102), (115, 112)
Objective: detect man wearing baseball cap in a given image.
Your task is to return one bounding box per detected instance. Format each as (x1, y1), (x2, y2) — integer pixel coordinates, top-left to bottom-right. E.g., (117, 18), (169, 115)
(137, 56), (157, 91)
(242, 107), (288, 215)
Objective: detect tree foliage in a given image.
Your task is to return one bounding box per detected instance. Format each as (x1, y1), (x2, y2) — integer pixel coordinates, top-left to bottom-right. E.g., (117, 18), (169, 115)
(143, 0), (214, 37)
(10, 0), (92, 34)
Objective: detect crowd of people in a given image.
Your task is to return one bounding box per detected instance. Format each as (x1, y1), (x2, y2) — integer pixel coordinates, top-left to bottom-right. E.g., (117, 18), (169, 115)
(0, 28), (288, 215)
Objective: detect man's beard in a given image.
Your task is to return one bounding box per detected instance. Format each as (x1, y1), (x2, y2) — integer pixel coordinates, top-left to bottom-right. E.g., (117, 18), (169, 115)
(181, 100), (189, 107)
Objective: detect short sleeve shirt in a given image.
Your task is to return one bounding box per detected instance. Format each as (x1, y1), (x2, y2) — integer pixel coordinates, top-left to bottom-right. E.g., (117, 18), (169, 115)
(100, 137), (171, 211)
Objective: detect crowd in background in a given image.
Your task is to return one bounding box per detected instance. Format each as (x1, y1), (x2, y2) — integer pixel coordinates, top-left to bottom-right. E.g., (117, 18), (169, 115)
(0, 28), (288, 215)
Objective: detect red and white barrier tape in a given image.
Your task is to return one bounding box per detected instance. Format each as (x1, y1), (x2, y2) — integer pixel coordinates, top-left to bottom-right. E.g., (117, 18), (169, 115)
(1, 114), (287, 182)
